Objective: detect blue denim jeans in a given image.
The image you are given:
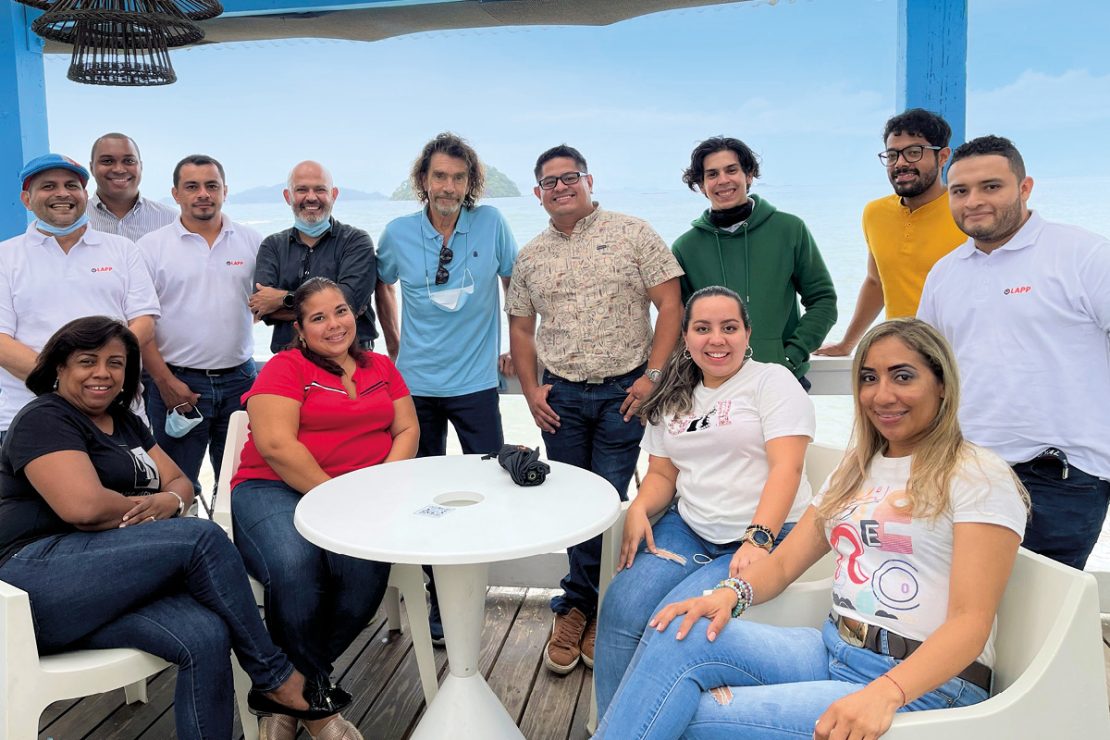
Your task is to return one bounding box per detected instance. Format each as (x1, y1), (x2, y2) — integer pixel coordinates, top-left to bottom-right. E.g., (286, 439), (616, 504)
(146, 360), (257, 497)
(1013, 455), (1110, 569)
(231, 478), (391, 686)
(542, 366), (646, 616)
(0, 518), (294, 740)
(413, 387), (504, 458)
(596, 617), (988, 739)
(596, 510), (794, 717)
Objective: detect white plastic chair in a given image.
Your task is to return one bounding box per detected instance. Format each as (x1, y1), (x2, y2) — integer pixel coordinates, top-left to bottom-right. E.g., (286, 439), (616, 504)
(213, 410), (438, 740)
(589, 442), (846, 730)
(0, 579), (169, 740)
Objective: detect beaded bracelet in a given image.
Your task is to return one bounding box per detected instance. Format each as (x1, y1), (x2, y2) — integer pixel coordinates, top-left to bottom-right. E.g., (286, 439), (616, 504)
(713, 577), (754, 618)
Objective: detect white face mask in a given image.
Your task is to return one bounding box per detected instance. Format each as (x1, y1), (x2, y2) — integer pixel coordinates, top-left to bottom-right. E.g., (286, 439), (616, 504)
(165, 403), (204, 438)
(427, 268), (475, 312)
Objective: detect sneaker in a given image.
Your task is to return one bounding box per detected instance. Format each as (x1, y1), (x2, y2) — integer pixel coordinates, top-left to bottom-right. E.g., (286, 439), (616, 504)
(580, 616), (596, 669)
(544, 607), (587, 674)
(428, 593), (445, 648)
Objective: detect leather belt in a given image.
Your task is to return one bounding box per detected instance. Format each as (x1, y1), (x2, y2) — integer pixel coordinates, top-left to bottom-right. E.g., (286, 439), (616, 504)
(835, 615), (992, 692)
(168, 363), (244, 377)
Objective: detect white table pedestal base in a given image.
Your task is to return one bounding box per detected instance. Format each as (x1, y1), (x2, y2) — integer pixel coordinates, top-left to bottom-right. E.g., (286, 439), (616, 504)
(410, 673), (523, 739)
(410, 562), (524, 739)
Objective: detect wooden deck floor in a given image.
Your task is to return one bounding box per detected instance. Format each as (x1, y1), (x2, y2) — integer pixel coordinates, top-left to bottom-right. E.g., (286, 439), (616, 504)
(34, 593), (1110, 740)
(36, 587), (594, 740)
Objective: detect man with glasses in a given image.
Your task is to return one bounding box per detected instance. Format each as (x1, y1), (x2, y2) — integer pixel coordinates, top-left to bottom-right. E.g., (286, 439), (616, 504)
(377, 133), (519, 646)
(250, 160), (396, 356)
(87, 132), (177, 242)
(508, 144), (683, 675)
(137, 155), (260, 511)
(817, 109), (964, 356)
(918, 135), (1110, 570)
(673, 136), (836, 389)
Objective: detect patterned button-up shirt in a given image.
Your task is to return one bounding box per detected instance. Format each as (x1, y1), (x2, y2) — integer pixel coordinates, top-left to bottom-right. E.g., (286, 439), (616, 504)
(506, 205), (683, 381)
(88, 193), (178, 243)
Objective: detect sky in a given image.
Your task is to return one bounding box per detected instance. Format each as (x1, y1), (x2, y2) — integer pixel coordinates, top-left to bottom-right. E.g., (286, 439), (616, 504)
(41, 0), (1110, 199)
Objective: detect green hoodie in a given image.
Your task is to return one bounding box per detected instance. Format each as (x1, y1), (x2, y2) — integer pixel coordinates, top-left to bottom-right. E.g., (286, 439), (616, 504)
(672, 193), (837, 378)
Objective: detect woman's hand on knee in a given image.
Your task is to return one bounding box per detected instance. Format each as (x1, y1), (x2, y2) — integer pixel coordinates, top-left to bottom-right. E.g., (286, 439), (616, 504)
(619, 506), (655, 571)
(729, 542), (769, 577)
(813, 684), (899, 740)
(649, 588), (735, 642)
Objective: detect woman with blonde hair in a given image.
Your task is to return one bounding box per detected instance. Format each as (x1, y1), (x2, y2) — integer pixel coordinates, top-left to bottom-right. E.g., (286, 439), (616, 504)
(595, 318), (1028, 740)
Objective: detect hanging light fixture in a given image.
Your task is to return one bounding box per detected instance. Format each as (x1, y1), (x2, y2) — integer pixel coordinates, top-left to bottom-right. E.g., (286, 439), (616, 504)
(18, 0), (223, 86)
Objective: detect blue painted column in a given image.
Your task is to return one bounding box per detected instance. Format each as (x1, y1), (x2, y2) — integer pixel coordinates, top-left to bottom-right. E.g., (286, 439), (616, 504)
(897, 0), (967, 147)
(0, 3), (47, 239)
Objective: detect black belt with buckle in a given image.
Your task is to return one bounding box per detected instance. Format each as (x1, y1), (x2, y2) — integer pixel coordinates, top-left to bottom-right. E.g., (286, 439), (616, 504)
(835, 615), (992, 692)
(168, 363), (244, 377)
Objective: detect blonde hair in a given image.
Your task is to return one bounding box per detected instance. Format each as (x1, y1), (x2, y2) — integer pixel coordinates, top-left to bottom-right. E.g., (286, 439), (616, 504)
(817, 319), (977, 521)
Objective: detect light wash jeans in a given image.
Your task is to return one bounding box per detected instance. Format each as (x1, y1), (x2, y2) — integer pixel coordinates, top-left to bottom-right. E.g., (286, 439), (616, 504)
(595, 509), (793, 718)
(595, 617), (988, 739)
(0, 518), (295, 740)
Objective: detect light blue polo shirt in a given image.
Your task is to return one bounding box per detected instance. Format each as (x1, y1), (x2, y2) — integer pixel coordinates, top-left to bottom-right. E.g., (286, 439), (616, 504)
(378, 205), (518, 397)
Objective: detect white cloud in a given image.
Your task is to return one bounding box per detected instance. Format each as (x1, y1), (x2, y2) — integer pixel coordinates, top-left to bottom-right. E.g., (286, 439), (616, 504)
(970, 69), (1110, 131)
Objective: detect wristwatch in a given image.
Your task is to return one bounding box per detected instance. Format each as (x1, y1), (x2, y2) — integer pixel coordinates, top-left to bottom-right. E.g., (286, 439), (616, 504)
(741, 524), (775, 552)
(282, 292), (295, 309)
(646, 368), (663, 383)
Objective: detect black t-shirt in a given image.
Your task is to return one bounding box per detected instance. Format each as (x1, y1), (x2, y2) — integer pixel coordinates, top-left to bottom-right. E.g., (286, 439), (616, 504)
(0, 394), (160, 566)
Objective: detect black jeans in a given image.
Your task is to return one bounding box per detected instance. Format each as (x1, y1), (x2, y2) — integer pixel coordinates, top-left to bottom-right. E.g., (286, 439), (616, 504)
(1013, 453), (1110, 569)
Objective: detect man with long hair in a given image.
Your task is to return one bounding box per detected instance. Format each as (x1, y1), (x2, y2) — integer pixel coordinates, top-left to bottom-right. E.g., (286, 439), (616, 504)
(377, 133), (519, 645)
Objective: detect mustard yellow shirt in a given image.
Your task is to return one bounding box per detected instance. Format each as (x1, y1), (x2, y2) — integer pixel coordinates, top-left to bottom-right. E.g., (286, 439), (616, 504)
(862, 192), (966, 318)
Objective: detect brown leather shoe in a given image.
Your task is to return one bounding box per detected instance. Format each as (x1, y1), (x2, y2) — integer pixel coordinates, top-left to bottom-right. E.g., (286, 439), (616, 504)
(544, 607), (587, 674)
(580, 615), (596, 669)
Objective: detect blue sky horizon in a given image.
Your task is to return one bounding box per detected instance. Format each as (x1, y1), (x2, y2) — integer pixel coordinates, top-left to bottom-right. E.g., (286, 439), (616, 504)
(42, 0), (1110, 202)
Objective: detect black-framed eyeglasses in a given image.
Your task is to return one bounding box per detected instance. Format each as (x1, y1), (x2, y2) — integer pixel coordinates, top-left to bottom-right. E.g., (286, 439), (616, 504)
(537, 171), (587, 190)
(878, 145), (942, 166)
(435, 244), (453, 285)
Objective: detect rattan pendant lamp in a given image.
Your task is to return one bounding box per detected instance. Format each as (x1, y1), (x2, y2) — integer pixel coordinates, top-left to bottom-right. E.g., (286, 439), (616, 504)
(15, 0), (222, 86)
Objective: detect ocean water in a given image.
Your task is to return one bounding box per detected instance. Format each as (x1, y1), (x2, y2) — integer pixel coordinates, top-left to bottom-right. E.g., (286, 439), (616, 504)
(229, 178), (1110, 569)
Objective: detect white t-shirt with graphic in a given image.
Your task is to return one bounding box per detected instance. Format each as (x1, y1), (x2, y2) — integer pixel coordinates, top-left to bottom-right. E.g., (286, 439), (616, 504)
(642, 360), (815, 544)
(815, 447), (1026, 668)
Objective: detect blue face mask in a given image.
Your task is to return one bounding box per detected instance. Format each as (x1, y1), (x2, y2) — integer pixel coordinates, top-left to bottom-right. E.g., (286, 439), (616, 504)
(36, 212), (89, 237)
(294, 216), (330, 239)
(165, 403), (204, 439)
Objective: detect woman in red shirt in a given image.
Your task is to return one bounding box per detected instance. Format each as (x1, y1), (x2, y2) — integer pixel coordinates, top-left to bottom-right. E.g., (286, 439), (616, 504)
(231, 277), (418, 740)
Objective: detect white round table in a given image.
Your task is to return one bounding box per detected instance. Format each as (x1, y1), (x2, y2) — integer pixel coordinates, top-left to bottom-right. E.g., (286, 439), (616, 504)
(294, 453), (620, 739)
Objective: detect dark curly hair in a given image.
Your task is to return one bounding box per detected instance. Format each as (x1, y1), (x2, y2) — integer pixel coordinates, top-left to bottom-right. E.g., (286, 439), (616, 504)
(27, 316), (141, 409)
(883, 108), (951, 148)
(682, 137), (761, 192)
(411, 132), (485, 209)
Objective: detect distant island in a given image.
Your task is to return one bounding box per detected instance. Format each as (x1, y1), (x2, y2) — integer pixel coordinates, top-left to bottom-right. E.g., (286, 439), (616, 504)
(390, 165), (522, 200)
(231, 183), (387, 204)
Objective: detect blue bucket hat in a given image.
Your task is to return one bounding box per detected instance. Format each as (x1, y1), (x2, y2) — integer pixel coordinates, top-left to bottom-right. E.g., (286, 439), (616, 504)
(20, 153), (90, 191)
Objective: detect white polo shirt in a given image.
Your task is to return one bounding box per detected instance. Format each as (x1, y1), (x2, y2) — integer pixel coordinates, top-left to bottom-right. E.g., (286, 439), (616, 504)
(918, 211), (1110, 478)
(0, 224), (161, 430)
(137, 218), (261, 369)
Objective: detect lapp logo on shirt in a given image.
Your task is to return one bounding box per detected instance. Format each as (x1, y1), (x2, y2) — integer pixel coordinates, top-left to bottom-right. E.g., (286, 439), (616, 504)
(1003, 285), (1032, 295)
(226, 260), (245, 266)
(90, 266), (114, 273)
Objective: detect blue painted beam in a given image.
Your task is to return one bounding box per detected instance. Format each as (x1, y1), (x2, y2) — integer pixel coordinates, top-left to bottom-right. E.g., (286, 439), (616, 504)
(0, 3), (47, 239)
(897, 0), (967, 147)
(219, 0), (462, 17)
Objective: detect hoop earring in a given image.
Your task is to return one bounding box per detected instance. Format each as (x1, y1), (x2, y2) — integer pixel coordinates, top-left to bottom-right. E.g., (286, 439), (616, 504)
(743, 346), (753, 360)
(682, 348), (692, 360)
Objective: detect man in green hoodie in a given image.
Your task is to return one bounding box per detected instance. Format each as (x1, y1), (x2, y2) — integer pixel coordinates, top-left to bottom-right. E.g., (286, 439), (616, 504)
(672, 137), (836, 389)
